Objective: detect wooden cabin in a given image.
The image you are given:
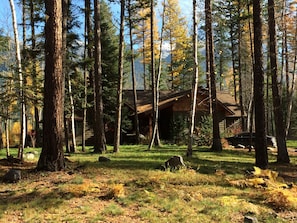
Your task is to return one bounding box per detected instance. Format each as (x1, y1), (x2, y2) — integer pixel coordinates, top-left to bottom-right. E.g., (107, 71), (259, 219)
(123, 87), (245, 143)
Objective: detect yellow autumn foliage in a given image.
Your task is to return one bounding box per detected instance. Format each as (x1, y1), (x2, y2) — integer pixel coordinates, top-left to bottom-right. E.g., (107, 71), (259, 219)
(229, 166), (297, 210)
(8, 122), (21, 147)
(252, 166), (278, 181)
(11, 122), (21, 136)
(101, 184), (125, 200)
(58, 179), (101, 198)
(219, 195), (260, 215)
(265, 186), (297, 211)
(2, 121), (34, 147)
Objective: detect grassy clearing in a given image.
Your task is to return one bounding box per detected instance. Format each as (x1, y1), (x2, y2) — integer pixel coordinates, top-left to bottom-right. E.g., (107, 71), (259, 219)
(0, 145), (297, 222)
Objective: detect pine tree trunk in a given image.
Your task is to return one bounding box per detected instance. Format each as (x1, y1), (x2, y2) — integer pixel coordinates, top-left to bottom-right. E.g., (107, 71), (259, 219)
(187, 0), (198, 157)
(62, 0), (70, 153)
(247, 2), (254, 139)
(93, 0), (106, 153)
(64, 117), (70, 153)
(230, 27), (237, 102)
(128, 0), (140, 144)
(22, 0), (26, 49)
(237, 2), (245, 131)
(29, 0), (41, 147)
(5, 121), (10, 157)
(155, 0), (166, 146)
(82, 70), (87, 152)
(37, 0), (65, 171)
(113, 0), (125, 153)
(68, 76), (77, 152)
(284, 27), (289, 99)
(285, 14), (297, 137)
(148, 0), (161, 150)
(142, 25), (146, 90)
(268, 0), (290, 164)
(253, 0), (268, 169)
(82, 0), (93, 152)
(82, 0), (91, 152)
(63, 0), (76, 153)
(206, 0), (222, 152)
(279, 0), (286, 95)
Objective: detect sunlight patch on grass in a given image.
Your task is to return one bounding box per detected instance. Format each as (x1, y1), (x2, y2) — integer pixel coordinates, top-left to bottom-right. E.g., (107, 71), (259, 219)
(137, 207), (155, 220)
(88, 214), (106, 223)
(219, 195), (260, 214)
(101, 202), (124, 216)
(70, 175), (84, 184)
(57, 178), (101, 198)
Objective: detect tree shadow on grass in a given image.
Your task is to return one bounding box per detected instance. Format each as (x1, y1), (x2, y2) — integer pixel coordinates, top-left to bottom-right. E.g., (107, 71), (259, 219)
(187, 149), (255, 174)
(0, 189), (65, 216)
(83, 159), (165, 170)
(80, 148), (256, 178)
(190, 156), (253, 175)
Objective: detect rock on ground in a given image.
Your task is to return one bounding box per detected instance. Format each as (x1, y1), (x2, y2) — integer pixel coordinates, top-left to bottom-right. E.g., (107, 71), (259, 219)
(2, 169), (21, 183)
(165, 155), (186, 170)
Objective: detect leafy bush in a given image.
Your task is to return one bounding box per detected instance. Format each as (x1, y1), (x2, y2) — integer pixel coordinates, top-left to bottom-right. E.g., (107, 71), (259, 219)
(170, 113), (188, 145)
(195, 115), (213, 146)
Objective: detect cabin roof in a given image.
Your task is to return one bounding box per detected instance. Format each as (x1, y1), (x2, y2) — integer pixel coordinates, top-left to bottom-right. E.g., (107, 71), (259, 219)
(123, 88), (243, 117)
(216, 91), (244, 117)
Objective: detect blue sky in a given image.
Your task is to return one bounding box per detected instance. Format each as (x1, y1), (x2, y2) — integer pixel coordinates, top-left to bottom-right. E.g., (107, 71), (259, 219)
(0, 0), (20, 35)
(179, 1), (192, 20)
(0, 0), (193, 38)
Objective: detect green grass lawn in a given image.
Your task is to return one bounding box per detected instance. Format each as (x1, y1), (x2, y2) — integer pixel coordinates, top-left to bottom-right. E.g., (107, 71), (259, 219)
(0, 145), (296, 223)
(286, 140), (297, 149)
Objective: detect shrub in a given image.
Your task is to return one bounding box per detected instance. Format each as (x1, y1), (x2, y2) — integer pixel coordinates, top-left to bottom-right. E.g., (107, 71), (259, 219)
(195, 115), (213, 146)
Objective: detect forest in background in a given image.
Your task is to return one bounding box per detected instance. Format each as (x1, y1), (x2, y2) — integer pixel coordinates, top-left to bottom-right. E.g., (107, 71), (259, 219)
(0, 0), (296, 169)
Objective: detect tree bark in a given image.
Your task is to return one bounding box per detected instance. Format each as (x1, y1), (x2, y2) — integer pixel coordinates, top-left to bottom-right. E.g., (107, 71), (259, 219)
(68, 75), (77, 152)
(62, 0), (69, 154)
(229, 24), (237, 102)
(62, 0), (77, 153)
(237, 1), (245, 131)
(9, 0), (26, 159)
(93, 0), (106, 153)
(206, 0), (222, 152)
(5, 121), (10, 157)
(253, 0), (268, 169)
(29, 0), (41, 147)
(268, 0), (290, 163)
(141, 22), (146, 90)
(128, 0), (140, 144)
(82, 0), (91, 152)
(22, 0), (26, 49)
(148, 0), (161, 150)
(37, 0), (65, 171)
(113, 0), (125, 152)
(247, 2), (254, 140)
(187, 0), (199, 157)
(285, 12), (297, 137)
